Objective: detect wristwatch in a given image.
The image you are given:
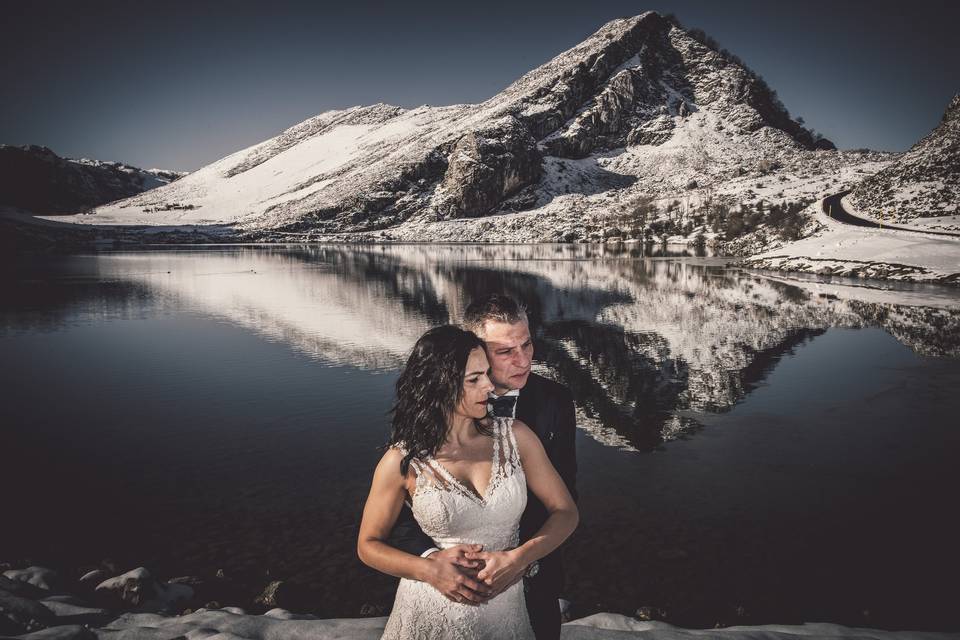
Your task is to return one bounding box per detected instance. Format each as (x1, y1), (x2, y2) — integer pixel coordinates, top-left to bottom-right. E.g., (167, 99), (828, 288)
(523, 561), (540, 579)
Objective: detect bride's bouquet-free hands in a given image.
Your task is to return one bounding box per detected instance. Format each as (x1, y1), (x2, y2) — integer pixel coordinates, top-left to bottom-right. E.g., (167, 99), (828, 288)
(424, 544), (493, 605)
(464, 548), (528, 598)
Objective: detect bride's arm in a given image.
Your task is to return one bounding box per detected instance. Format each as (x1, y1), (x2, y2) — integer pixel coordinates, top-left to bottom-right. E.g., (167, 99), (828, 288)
(471, 421), (579, 590)
(357, 448), (490, 603)
(513, 421), (579, 563)
(357, 449), (423, 579)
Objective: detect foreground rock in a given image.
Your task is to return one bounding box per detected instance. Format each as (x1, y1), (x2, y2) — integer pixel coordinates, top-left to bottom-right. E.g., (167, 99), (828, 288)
(0, 591), (55, 635)
(3, 565), (958, 639)
(2, 569), (59, 593)
(93, 568), (192, 614)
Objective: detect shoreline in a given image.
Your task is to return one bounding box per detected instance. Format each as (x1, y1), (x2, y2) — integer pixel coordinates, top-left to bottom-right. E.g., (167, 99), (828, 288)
(6, 207), (959, 288)
(5, 557), (960, 636)
(3, 564), (958, 639)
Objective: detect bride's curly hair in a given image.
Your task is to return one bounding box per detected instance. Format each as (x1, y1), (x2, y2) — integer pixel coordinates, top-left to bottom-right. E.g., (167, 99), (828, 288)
(389, 325), (491, 475)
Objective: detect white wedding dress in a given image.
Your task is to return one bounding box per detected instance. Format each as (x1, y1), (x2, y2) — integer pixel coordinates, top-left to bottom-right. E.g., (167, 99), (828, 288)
(382, 417), (535, 640)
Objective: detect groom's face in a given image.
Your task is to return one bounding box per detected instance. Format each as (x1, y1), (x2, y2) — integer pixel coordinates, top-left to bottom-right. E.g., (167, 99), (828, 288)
(480, 318), (534, 394)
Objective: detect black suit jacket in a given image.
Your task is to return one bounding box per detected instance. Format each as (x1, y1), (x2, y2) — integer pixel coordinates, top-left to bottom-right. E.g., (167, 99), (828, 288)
(387, 372), (578, 598)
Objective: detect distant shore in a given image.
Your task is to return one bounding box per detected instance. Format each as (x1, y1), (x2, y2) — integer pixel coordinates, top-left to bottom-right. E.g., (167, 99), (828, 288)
(6, 208), (958, 289)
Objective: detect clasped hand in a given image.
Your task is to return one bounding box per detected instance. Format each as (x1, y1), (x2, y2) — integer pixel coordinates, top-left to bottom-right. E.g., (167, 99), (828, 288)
(424, 545), (528, 605)
(424, 544), (490, 605)
(464, 548), (527, 597)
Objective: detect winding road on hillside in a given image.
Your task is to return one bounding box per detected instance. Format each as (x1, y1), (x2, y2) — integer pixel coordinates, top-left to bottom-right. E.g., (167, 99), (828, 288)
(822, 191), (960, 237)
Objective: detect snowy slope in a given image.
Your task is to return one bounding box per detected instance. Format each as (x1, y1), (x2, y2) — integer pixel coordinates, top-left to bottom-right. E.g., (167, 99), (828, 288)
(742, 199), (960, 285)
(850, 94), (960, 221)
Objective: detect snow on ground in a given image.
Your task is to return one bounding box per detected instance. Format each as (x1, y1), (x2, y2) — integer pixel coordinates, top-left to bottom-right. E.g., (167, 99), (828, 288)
(563, 614), (960, 639)
(19, 610), (956, 640)
(7, 561), (958, 639)
(742, 199), (960, 284)
(713, 158), (892, 211)
(841, 195), (960, 233)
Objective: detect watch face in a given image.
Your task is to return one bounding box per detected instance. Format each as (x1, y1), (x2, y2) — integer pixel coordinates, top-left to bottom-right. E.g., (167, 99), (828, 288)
(525, 562), (540, 578)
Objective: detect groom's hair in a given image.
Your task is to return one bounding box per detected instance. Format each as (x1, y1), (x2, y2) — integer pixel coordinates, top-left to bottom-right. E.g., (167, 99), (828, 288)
(463, 294), (527, 337)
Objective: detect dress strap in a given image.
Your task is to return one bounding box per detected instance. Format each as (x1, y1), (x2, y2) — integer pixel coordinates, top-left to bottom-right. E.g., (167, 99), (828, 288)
(496, 417), (522, 477)
(390, 443), (426, 477)
(408, 457), (425, 476)
(491, 418), (503, 480)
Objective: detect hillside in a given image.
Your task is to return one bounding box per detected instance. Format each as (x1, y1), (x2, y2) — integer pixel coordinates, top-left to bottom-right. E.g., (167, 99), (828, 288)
(850, 94), (960, 223)
(0, 145), (183, 215)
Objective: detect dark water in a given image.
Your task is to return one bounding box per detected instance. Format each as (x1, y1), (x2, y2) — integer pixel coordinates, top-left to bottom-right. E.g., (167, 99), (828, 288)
(2, 244), (959, 630)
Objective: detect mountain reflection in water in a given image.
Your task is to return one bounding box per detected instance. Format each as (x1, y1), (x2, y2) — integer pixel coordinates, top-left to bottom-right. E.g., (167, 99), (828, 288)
(4, 244), (960, 629)
(5, 244), (958, 454)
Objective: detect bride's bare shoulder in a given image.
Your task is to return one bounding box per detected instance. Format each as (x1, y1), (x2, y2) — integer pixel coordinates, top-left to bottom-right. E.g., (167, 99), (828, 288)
(511, 418), (531, 434)
(509, 420), (544, 453)
(381, 446), (405, 463)
(373, 447), (409, 481)
(377, 446), (422, 492)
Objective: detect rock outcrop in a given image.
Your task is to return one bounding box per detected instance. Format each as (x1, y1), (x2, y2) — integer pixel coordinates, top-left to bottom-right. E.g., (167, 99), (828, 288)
(434, 117), (543, 219)
(94, 567), (192, 613)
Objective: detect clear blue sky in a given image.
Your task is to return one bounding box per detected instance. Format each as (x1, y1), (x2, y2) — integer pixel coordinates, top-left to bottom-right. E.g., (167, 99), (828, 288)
(3, 0), (957, 171)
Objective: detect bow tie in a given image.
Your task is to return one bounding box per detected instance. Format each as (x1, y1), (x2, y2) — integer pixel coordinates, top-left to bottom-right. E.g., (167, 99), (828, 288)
(489, 395), (518, 418)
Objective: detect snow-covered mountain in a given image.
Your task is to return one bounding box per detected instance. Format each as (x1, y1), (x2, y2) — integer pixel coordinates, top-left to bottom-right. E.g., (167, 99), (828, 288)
(850, 93), (960, 221)
(0, 145), (183, 215)
(69, 12), (892, 242)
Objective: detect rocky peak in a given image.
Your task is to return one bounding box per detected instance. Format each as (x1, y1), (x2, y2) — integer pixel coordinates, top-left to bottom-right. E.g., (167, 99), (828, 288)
(499, 11), (832, 159)
(420, 11), (834, 221)
(943, 93), (960, 123)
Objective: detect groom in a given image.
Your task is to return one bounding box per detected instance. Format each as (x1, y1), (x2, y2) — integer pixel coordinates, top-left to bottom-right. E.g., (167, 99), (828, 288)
(388, 294), (577, 639)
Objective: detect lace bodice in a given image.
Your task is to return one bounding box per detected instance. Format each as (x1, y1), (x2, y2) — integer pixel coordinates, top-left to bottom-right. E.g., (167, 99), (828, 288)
(382, 417), (534, 640)
(404, 416), (527, 553)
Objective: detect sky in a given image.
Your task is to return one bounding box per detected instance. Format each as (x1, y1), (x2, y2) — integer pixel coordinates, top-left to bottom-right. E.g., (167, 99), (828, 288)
(2, 0), (958, 171)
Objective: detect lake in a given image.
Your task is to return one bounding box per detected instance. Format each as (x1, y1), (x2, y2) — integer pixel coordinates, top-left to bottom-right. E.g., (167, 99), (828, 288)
(2, 244), (959, 630)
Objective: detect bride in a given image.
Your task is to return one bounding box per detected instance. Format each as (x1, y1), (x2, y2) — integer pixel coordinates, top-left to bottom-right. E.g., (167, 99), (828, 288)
(358, 325), (578, 639)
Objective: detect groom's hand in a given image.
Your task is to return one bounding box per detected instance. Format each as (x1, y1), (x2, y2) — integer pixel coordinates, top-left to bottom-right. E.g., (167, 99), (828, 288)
(429, 544), (483, 571)
(464, 549), (527, 596)
(424, 544), (492, 604)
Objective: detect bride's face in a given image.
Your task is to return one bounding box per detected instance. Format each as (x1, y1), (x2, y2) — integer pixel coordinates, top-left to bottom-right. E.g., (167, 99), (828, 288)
(456, 347), (495, 420)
